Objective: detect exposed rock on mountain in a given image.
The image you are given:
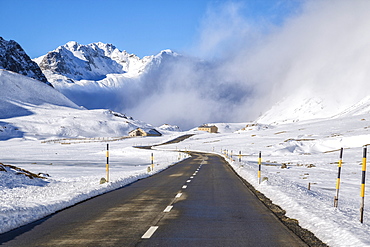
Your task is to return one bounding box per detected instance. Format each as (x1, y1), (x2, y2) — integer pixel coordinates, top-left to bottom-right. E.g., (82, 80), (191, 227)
(34, 41), (168, 81)
(0, 37), (51, 86)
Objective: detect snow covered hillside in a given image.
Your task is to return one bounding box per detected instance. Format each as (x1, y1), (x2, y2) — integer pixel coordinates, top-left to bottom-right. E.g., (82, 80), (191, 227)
(0, 69), (158, 140)
(0, 69), (77, 119)
(256, 91), (370, 125)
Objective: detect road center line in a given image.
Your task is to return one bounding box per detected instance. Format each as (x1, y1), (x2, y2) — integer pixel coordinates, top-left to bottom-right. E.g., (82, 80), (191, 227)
(190, 176), (194, 179)
(186, 180), (191, 183)
(142, 226), (159, 239)
(182, 185), (187, 189)
(175, 193), (182, 198)
(163, 206), (173, 212)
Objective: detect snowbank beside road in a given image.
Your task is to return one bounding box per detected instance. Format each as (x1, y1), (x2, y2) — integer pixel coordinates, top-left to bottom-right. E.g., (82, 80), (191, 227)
(160, 118), (370, 247)
(0, 139), (188, 234)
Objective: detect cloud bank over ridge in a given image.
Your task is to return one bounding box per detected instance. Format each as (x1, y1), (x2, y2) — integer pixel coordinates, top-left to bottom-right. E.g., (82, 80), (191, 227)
(41, 0), (370, 129)
(135, 0), (370, 128)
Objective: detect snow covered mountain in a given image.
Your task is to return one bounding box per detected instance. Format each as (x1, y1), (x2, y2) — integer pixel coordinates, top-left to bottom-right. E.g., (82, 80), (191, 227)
(33, 42), (197, 125)
(256, 88), (370, 125)
(0, 37), (51, 86)
(34, 41), (176, 82)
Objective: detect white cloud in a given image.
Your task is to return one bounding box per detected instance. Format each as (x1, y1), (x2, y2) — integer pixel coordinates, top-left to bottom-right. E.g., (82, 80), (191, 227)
(191, 0), (370, 121)
(63, 0), (370, 129)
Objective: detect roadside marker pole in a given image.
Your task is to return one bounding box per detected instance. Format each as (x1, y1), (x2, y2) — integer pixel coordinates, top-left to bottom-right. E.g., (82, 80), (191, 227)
(360, 145), (367, 223)
(151, 153), (154, 171)
(334, 147), (344, 207)
(258, 151), (262, 184)
(239, 151), (242, 162)
(106, 144), (109, 182)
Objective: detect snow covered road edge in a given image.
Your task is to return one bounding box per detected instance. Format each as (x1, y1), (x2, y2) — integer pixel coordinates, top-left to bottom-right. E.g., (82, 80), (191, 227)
(225, 155), (370, 247)
(1, 154), (189, 235)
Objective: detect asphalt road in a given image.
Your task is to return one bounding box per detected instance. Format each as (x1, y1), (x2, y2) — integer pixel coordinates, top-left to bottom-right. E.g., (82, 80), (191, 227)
(0, 152), (307, 247)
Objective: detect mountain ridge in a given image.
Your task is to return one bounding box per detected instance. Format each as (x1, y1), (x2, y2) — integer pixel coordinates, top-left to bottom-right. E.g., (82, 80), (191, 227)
(34, 41), (177, 82)
(0, 37), (51, 86)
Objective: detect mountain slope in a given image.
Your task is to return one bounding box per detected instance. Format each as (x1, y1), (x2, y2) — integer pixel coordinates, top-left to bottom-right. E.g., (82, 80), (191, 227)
(0, 69), (78, 119)
(0, 70), (158, 140)
(0, 37), (51, 86)
(256, 88), (370, 125)
(34, 41), (162, 82)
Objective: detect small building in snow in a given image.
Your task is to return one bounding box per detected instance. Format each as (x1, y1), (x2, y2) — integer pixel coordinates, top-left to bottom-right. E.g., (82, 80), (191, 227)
(128, 128), (162, 137)
(198, 125), (218, 133)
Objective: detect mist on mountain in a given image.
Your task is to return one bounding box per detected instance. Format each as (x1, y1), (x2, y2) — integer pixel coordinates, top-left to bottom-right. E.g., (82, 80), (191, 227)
(34, 0), (370, 129)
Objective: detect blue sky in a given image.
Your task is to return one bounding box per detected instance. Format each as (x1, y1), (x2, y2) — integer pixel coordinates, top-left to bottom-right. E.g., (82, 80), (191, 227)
(0, 0), (302, 58)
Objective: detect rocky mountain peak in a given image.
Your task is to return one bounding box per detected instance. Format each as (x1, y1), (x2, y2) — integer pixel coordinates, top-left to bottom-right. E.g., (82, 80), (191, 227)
(37, 41), (126, 81)
(0, 37), (51, 86)
(35, 41), (177, 82)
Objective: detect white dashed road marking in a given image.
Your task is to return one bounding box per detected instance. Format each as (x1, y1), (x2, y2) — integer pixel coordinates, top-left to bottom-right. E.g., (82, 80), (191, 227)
(142, 226), (159, 239)
(164, 206), (173, 212)
(142, 163), (206, 240)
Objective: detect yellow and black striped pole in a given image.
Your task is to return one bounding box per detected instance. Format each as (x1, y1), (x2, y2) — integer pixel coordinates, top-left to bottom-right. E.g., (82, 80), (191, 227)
(106, 144), (109, 182)
(360, 145), (367, 223)
(258, 151), (262, 184)
(151, 153), (154, 171)
(334, 148), (343, 207)
(239, 151), (242, 163)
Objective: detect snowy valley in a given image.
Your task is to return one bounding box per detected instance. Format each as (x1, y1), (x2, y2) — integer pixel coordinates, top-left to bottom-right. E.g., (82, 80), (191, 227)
(1, 36), (370, 246)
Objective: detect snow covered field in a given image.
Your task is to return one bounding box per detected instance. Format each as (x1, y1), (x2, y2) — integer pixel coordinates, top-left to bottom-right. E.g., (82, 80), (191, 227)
(158, 117), (370, 247)
(2, 112), (370, 246)
(0, 135), (189, 235)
